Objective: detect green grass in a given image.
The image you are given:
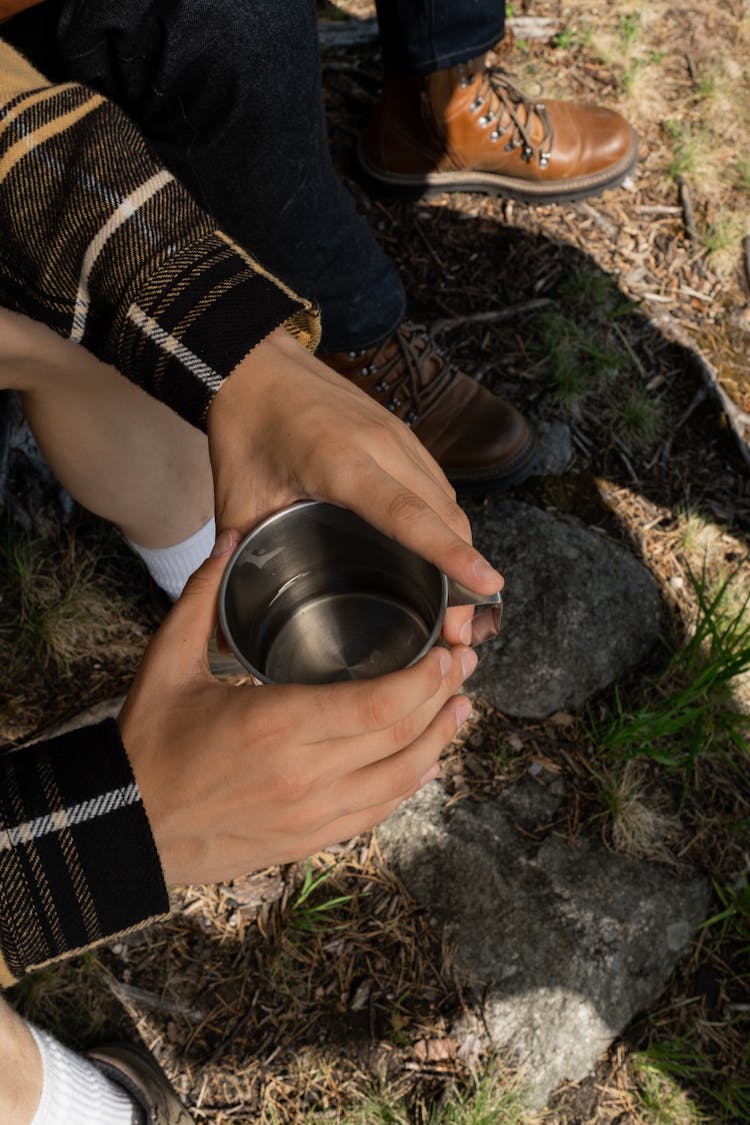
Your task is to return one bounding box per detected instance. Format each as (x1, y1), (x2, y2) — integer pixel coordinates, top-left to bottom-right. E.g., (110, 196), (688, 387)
(616, 384), (663, 446)
(662, 120), (709, 181)
(588, 565), (750, 788)
(634, 1038), (750, 1124)
(533, 307), (621, 407)
(311, 1068), (531, 1124)
(617, 10), (641, 51)
(702, 878), (750, 952)
(0, 516), (144, 685)
(632, 1051), (707, 1124)
(286, 859), (357, 935)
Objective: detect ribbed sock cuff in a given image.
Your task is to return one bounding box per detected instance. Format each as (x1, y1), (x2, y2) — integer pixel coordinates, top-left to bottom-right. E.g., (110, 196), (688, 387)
(127, 516), (216, 600)
(29, 1027), (143, 1125)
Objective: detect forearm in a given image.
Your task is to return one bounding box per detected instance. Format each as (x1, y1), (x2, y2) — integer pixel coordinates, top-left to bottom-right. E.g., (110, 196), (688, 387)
(0, 720), (169, 985)
(0, 38), (319, 429)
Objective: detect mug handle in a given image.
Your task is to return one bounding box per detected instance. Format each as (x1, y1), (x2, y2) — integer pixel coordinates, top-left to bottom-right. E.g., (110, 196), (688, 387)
(447, 581), (502, 609)
(446, 581), (503, 641)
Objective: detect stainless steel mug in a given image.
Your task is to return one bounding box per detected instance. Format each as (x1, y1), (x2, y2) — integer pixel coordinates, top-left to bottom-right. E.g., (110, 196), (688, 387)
(218, 501), (502, 684)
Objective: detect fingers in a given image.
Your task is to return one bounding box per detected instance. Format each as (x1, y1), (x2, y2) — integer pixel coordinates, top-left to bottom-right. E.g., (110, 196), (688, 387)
(442, 605), (476, 647)
(321, 457), (502, 596)
(323, 645), (477, 775)
(469, 604), (503, 645)
(149, 529), (240, 678)
(309, 690), (473, 843)
(281, 644), (462, 745)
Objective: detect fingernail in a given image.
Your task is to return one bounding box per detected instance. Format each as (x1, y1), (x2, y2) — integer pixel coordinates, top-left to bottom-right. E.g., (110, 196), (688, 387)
(473, 556), (503, 587)
(439, 648), (452, 675)
(211, 530), (235, 558)
(455, 698), (473, 728)
(461, 649), (478, 678)
(420, 763), (440, 786)
(460, 619), (473, 645)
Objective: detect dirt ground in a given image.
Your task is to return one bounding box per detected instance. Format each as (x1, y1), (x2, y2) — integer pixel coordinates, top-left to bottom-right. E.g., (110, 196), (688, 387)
(2, 2), (750, 1122)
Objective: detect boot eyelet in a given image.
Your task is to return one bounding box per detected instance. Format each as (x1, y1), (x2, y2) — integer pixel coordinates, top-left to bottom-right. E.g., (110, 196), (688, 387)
(359, 365), (374, 377)
(374, 381), (387, 392)
(479, 113), (493, 127)
(469, 96), (484, 113)
(490, 129), (502, 142)
(539, 151), (551, 168)
(406, 411), (418, 426)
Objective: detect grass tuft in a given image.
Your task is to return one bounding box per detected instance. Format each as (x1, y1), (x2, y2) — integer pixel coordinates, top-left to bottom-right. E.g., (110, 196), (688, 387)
(589, 564), (750, 787)
(323, 1067), (532, 1125)
(0, 516), (147, 685)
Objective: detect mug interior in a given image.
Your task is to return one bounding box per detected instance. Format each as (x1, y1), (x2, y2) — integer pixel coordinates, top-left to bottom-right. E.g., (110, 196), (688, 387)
(220, 502), (446, 683)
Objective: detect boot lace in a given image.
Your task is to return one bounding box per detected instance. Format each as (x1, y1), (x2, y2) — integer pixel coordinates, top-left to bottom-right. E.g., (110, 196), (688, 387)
(460, 65), (554, 167)
(355, 325), (453, 427)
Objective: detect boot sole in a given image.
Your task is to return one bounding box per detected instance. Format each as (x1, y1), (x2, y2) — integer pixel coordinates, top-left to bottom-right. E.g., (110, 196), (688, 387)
(357, 136), (639, 205)
(445, 423), (539, 494)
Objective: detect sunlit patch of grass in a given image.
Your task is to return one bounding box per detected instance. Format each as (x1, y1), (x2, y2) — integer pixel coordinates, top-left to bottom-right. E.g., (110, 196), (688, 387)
(632, 1053), (707, 1124)
(326, 1067), (533, 1125)
(662, 120), (711, 181)
(737, 160), (750, 195)
(617, 10), (641, 51)
(588, 565), (750, 788)
(596, 761), (683, 861)
(633, 1039), (750, 1124)
(286, 859), (356, 936)
(676, 508), (722, 561)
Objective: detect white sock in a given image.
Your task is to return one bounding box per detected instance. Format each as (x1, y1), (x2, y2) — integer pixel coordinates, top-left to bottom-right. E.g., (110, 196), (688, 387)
(28, 1026), (143, 1125)
(127, 516), (216, 600)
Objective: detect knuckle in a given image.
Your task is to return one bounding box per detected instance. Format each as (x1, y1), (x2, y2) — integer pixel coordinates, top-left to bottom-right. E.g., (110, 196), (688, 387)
(386, 489), (428, 526)
(269, 761), (314, 805)
(388, 710), (419, 750)
(359, 684), (398, 731)
(386, 760), (416, 803)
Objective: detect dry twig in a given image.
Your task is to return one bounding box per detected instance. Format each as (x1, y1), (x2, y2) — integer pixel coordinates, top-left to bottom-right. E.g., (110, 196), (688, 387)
(432, 298), (553, 334)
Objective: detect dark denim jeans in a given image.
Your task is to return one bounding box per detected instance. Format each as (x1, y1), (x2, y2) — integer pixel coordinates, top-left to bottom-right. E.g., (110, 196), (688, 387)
(3, 0), (504, 351)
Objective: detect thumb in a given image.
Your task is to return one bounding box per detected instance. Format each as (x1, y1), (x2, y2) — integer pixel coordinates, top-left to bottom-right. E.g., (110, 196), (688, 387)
(155, 528), (240, 676)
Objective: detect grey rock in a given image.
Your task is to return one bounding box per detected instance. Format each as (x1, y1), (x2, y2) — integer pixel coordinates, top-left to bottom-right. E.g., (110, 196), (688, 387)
(377, 781), (711, 1111)
(466, 499), (664, 718)
(533, 419), (574, 476)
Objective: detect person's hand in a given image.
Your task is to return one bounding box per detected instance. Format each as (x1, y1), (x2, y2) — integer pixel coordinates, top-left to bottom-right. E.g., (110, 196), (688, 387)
(206, 328), (503, 646)
(118, 531), (477, 887)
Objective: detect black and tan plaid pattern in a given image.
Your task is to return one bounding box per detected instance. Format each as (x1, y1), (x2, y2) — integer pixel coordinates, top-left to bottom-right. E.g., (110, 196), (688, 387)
(0, 40), (320, 427)
(0, 720), (169, 985)
(0, 41), (323, 982)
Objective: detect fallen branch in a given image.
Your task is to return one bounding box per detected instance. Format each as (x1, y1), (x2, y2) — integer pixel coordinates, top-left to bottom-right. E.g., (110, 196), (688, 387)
(675, 175), (699, 242)
(743, 235), (750, 293)
(506, 16), (563, 40)
(645, 305), (750, 470)
(432, 298), (553, 335)
(656, 386), (708, 465)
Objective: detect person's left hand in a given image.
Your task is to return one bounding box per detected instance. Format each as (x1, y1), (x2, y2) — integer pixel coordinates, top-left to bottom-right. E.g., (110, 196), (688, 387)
(206, 328), (503, 647)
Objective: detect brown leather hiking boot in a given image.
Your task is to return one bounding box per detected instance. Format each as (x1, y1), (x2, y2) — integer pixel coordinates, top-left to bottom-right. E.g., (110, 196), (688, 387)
(88, 1042), (195, 1124)
(360, 55), (638, 203)
(321, 323), (537, 491)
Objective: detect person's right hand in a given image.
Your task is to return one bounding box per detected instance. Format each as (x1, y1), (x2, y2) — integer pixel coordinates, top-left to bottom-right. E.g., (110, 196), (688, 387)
(118, 531), (477, 887)
(206, 328), (504, 649)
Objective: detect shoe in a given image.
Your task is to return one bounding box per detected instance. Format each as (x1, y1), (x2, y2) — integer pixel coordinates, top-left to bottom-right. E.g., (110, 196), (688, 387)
(88, 1042), (195, 1124)
(359, 54), (638, 203)
(321, 323), (537, 491)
